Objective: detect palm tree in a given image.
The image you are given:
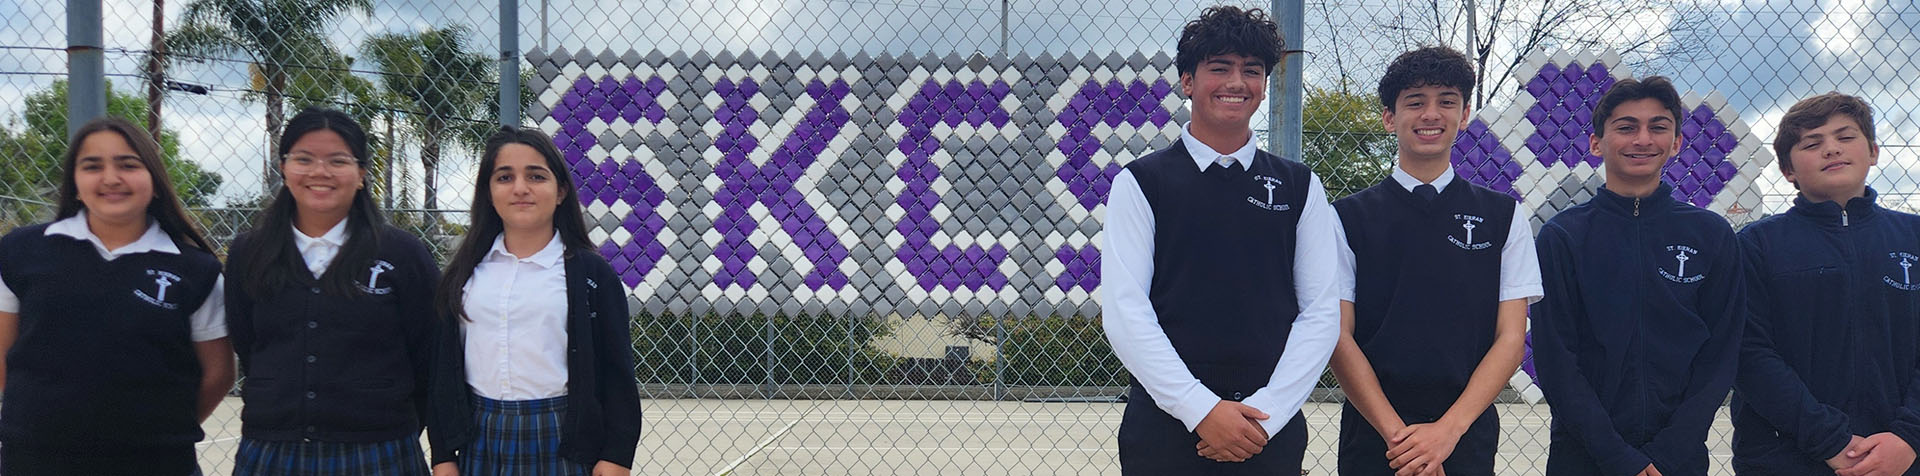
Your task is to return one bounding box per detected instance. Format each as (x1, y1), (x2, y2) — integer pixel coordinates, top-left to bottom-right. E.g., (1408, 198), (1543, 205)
(361, 25), (491, 211)
(165, 0), (374, 193)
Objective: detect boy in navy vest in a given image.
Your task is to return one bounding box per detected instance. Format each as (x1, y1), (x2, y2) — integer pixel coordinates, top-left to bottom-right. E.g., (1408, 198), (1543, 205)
(1327, 45), (1540, 476)
(1531, 76), (1745, 476)
(1100, 5), (1341, 474)
(1733, 92), (1920, 476)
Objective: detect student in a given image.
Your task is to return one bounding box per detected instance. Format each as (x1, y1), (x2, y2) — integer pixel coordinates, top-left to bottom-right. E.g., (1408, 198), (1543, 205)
(1530, 76), (1744, 476)
(1099, 5), (1340, 474)
(1732, 92), (1920, 476)
(426, 127), (641, 476)
(224, 107), (439, 475)
(0, 117), (234, 475)
(1328, 45), (1539, 476)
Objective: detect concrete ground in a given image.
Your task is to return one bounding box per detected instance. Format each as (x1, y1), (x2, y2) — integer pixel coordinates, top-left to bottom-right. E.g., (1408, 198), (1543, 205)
(190, 397), (1739, 475)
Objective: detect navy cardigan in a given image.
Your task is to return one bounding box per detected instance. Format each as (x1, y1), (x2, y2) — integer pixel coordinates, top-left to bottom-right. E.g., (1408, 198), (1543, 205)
(225, 224), (440, 443)
(427, 248), (643, 467)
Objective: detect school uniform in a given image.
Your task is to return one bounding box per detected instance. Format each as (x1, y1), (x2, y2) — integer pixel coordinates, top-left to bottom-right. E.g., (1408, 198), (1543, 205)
(225, 221), (439, 476)
(1731, 188), (1920, 475)
(1330, 168), (1543, 475)
(1100, 125), (1341, 475)
(0, 211), (226, 476)
(427, 234), (642, 474)
(1531, 182), (1745, 476)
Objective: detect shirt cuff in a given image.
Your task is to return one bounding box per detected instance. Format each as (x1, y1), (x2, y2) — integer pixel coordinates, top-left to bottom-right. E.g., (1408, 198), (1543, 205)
(1499, 283), (1545, 304)
(1169, 389), (1224, 432)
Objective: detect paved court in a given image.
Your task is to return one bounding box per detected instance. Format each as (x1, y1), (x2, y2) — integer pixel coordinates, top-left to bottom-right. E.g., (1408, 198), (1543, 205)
(191, 397), (1738, 475)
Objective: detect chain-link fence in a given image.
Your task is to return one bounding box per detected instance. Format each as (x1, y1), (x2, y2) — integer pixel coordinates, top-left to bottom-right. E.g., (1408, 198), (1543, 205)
(3, 1), (1918, 474)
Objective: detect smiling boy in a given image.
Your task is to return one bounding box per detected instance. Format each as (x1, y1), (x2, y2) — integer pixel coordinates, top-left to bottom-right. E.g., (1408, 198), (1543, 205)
(1529, 76), (1745, 476)
(1099, 5), (1341, 475)
(1328, 45), (1540, 476)
(1732, 92), (1920, 476)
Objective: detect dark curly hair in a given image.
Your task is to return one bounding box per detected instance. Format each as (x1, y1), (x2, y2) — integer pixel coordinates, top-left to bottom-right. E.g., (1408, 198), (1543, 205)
(1591, 76), (1684, 138)
(1774, 92), (1876, 174)
(1175, 6), (1283, 76)
(1376, 46), (1475, 112)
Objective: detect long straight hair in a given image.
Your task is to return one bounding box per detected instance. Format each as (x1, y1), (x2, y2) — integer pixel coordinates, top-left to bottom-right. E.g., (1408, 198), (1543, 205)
(233, 107), (386, 298)
(56, 117), (214, 254)
(435, 126), (595, 322)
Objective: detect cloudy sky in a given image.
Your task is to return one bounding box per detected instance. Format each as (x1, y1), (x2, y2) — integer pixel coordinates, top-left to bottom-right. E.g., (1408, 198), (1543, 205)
(1, 0), (1915, 211)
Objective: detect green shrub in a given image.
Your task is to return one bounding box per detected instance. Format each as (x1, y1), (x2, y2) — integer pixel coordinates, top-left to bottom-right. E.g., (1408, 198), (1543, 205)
(631, 311), (896, 385)
(958, 315), (1131, 387)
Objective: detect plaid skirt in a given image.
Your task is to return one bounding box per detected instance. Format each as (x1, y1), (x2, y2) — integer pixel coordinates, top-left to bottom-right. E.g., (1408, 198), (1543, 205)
(457, 394), (591, 476)
(232, 436), (428, 476)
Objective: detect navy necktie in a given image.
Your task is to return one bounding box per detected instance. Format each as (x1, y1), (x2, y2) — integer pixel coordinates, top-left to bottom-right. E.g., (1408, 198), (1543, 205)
(1414, 183), (1439, 201)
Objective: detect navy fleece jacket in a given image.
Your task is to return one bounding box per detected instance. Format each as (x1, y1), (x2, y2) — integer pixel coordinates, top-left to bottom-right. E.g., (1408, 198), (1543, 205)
(1531, 182), (1745, 476)
(1732, 188), (1920, 475)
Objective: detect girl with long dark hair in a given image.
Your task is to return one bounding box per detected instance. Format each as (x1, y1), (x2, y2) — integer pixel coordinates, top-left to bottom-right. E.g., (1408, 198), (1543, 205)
(427, 126), (640, 476)
(224, 107), (439, 474)
(0, 117), (234, 475)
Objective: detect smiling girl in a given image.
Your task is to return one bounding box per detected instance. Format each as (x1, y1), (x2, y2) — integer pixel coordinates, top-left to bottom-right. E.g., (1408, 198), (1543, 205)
(0, 117), (233, 476)
(224, 107), (440, 474)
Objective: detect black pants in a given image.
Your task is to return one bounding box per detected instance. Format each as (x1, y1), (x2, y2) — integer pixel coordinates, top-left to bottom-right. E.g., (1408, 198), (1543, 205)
(1337, 402), (1500, 476)
(0, 442), (199, 476)
(1118, 385), (1308, 476)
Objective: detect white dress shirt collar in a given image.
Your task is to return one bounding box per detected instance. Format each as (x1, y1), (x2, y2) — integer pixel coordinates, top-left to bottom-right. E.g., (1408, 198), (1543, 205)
(292, 219), (349, 250)
(45, 210), (179, 260)
(486, 232), (566, 269)
(292, 218), (349, 276)
(1180, 123), (1258, 171)
(1391, 165), (1456, 192)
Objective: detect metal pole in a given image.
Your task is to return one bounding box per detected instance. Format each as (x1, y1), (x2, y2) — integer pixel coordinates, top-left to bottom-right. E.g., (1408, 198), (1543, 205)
(1464, 0), (1479, 108)
(994, 317), (1007, 400)
(1000, 0), (1009, 58)
(146, 0), (166, 141)
(1276, 0), (1304, 160)
(498, 0), (521, 126)
(539, 0), (548, 52)
(68, 0), (105, 138)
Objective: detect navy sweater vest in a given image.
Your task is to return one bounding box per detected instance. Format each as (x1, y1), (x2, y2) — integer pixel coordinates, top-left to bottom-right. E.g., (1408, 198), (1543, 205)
(1732, 189), (1920, 475)
(1127, 141), (1310, 396)
(1335, 177), (1512, 417)
(1331, 178), (1512, 475)
(0, 223), (221, 449)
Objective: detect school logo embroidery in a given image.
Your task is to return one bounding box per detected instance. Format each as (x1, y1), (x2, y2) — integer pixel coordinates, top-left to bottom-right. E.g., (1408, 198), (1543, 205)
(1246, 175), (1290, 212)
(1658, 245), (1705, 283)
(1885, 252), (1920, 291)
(134, 269), (182, 309)
(1447, 214), (1493, 250)
(357, 260), (395, 295)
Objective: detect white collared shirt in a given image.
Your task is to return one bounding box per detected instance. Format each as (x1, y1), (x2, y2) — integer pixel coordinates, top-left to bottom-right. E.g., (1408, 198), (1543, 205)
(1179, 122), (1258, 170)
(461, 232), (570, 400)
(0, 211), (227, 341)
(1332, 166), (1545, 303)
(291, 219), (349, 277)
(1099, 124), (1343, 437)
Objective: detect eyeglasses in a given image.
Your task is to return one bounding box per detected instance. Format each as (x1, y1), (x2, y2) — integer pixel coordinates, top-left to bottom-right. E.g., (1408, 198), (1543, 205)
(283, 153), (360, 173)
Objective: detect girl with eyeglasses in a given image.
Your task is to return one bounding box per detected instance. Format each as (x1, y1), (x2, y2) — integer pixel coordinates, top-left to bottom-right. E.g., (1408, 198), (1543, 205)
(224, 107), (440, 475)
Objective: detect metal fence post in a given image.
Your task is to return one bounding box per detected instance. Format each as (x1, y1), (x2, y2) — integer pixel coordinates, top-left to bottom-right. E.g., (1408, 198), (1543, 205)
(994, 316), (1007, 400)
(498, 0), (521, 126)
(763, 315), (777, 398)
(1277, 0), (1305, 160)
(67, 0), (105, 137)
